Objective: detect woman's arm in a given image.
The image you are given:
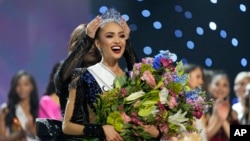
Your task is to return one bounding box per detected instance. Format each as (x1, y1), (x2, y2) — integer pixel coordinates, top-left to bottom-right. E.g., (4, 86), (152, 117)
(221, 110), (238, 139)
(0, 109), (26, 140)
(0, 109), (7, 136)
(222, 119), (230, 138)
(205, 113), (223, 139)
(62, 88), (84, 135)
(62, 77), (123, 140)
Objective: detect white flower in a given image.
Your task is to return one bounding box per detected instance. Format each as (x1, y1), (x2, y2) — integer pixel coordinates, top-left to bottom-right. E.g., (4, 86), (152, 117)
(168, 109), (189, 131)
(159, 87), (169, 104)
(151, 106), (159, 116)
(125, 90), (145, 102)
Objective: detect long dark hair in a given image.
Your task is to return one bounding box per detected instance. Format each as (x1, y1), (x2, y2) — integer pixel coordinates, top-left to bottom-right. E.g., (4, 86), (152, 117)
(5, 70), (39, 128)
(45, 61), (63, 96)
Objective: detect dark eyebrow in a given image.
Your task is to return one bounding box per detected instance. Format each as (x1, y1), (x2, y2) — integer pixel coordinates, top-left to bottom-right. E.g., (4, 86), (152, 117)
(104, 31), (125, 35)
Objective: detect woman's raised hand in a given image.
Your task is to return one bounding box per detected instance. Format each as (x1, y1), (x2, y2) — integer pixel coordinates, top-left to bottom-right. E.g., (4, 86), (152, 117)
(121, 18), (130, 40)
(86, 16), (102, 38)
(213, 99), (230, 121)
(102, 125), (123, 141)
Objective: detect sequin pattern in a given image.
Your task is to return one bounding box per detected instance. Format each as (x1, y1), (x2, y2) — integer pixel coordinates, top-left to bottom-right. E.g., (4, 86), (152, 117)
(81, 70), (102, 110)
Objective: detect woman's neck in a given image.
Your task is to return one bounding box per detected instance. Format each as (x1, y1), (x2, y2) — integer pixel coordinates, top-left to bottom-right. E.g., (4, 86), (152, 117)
(19, 98), (30, 110)
(101, 59), (124, 76)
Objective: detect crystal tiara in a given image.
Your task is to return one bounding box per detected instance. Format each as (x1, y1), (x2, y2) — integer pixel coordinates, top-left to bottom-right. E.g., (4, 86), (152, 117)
(100, 8), (122, 26)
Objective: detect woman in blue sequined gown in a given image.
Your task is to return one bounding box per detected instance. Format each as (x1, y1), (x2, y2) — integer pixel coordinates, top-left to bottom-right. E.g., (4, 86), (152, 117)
(57, 9), (162, 141)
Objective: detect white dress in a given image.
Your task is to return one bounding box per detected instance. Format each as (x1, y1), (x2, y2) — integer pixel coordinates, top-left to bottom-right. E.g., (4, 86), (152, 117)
(232, 102), (244, 123)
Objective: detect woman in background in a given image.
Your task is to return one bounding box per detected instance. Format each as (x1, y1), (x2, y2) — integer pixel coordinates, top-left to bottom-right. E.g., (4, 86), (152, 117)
(38, 61), (63, 120)
(241, 83), (250, 125)
(232, 71), (250, 124)
(206, 71), (238, 141)
(177, 63), (207, 141)
(0, 70), (39, 141)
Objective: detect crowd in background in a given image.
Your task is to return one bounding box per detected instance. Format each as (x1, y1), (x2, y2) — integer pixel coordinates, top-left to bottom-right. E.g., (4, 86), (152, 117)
(0, 22), (250, 141)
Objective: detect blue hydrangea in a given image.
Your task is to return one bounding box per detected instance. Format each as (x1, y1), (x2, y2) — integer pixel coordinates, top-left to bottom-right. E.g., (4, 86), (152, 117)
(185, 90), (199, 100)
(153, 50), (173, 69)
(153, 55), (161, 69)
(185, 87), (203, 100)
(173, 74), (188, 85)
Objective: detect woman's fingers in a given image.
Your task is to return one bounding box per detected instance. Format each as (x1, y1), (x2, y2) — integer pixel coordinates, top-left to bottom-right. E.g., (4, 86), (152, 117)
(86, 16), (102, 38)
(121, 18), (130, 39)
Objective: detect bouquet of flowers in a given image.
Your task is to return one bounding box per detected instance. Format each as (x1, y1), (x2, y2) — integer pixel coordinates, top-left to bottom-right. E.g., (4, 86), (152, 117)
(94, 50), (213, 141)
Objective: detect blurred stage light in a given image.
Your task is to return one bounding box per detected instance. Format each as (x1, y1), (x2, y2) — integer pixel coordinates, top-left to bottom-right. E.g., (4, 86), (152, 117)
(175, 5), (183, 13)
(209, 21), (217, 30)
(240, 4), (247, 12)
(241, 58), (247, 67)
(196, 27), (204, 35)
(122, 14), (129, 21)
(143, 46), (152, 55)
(181, 58), (188, 64)
(129, 24), (137, 31)
(205, 58), (213, 67)
(153, 21), (162, 29)
(210, 0), (217, 4)
(220, 30), (227, 39)
(186, 41), (195, 49)
(231, 38), (239, 47)
(184, 11), (192, 19)
(99, 6), (108, 13)
(175, 29), (183, 38)
(142, 9), (151, 17)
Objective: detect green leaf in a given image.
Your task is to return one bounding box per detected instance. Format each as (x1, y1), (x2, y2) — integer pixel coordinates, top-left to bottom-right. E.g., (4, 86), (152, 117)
(114, 117), (124, 132)
(141, 131), (152, 139)
(184, 85), (191, 91)
(114, 75), (127, 88)
(138, 106), (154, 117)
(111, 104), (118, 112)
(141, 100), (158, 106)
(123, 123), (132, 129)
(167, 82), (183, 94)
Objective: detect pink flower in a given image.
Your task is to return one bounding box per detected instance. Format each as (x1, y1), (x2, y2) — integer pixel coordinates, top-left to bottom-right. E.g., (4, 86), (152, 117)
(131, 112), (138, 117)
(142, 57), (154, 64)
(160, 58), (170, 67)
(129, 71), (134, 79)
(121, 112), (132, 123)
(131, 117), (139, 124)
(141, 71), (156, 87)
(160, 123), (169, 133)
(193, 111), (203, 119)
(168, 96), (178, 109)
(121, 88), (127, 97)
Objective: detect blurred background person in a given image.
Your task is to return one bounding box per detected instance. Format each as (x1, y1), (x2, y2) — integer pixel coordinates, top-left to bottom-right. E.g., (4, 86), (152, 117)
(0, 70), (39, 141)
(203, 68), (215, 95)
(38, 61), (63, 120)
(184, 63), (204, 90)
(240, 83), (250, 125)
(177, 63), (207, 141)
(232, 71), (250, 124)
(205, 71), (238, 141)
